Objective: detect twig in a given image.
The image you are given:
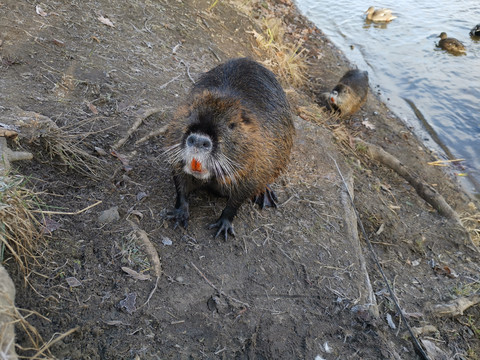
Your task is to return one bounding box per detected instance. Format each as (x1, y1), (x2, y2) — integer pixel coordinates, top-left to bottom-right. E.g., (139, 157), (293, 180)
(180, 60), (195, 84)
(31, 327), (79, 359)
(208, 47), (221, 62)
(331, 156), (431, 360)
(190, 261), (250, 308)
(112, 107), (163, 150)
(31, 200), (102, 215)
(159, 75), (181, 90)
(135, 124), (169, 145)
(139, 276), (159, 309)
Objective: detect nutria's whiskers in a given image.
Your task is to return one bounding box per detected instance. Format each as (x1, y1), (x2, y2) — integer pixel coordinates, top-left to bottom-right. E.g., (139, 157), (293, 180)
(211, 152), (240, 186)
(163, 143), (184, 165)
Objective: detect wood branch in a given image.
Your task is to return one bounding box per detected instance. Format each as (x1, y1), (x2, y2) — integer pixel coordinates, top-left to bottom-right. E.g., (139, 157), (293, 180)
(0, 137), (33, 175)
(339, 168), (379, 319)
(354, 138), (459, 221)
(112, 107), (163, 150)
(431, 295), (480, 317)
(135, 124), (168, 145)
(0, 265), (18, 360)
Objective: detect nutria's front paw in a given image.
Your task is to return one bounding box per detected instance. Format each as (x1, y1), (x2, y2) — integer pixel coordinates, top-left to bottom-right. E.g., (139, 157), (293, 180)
(209, 218), (236, 240)
(253, 184), (278, 209)
(166, 207), (189, 229)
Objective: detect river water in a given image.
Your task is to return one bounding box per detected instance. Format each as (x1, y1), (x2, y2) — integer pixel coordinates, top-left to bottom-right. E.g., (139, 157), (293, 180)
(295, 0), (480, 196)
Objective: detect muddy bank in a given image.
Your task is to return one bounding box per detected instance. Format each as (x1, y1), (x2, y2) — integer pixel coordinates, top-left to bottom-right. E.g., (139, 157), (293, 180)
(1, 0), (479, 359)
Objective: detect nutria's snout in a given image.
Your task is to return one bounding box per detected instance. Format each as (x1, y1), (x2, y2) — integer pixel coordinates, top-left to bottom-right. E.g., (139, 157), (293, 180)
(186, 133), (213, 152)
(330, 90), (338, 104)
(183, 132), (214, 180)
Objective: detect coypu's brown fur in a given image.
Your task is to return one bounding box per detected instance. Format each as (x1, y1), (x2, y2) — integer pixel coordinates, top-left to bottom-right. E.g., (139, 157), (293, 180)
(164, 58), (294, 239)
(328, 69), (369, 118)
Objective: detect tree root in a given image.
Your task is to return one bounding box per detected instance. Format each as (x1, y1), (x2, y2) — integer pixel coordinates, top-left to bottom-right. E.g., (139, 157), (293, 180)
(431, 295), (480, 317)
(354, 137), (459, 221)
(127, 221), (162, 309)
(0, 137), (33, 175)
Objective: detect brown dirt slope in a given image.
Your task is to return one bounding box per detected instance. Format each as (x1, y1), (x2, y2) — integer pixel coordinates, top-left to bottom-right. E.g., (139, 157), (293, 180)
(1, 0), (479, 359)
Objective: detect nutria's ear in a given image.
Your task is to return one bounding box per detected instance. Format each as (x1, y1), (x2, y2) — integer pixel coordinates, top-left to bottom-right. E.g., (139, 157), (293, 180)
(241, 110), (253, 125)
(174, 104), (192, 119)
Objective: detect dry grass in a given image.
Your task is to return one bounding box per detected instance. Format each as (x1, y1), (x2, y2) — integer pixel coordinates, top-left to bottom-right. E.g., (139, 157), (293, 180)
(0, 175), (41, 274)
(297, 105), (361, 158)
(250, 18), (307, 87)
(19, 115), (110, 179)
(461, 202), (480, 247)
(2, 302), (78, 359)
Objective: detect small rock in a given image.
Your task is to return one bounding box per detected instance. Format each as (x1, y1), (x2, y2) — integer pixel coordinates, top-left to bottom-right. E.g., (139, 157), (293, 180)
(119, 293), (137, 314)
(162, 237), (173, 246)
(98, 206), (120, 224)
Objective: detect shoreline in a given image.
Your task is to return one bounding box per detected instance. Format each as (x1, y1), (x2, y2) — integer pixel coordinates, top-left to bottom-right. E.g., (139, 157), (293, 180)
(289, 0), (480, 198)
(263, 0), (478, 203)
(1, 0), (479, 358)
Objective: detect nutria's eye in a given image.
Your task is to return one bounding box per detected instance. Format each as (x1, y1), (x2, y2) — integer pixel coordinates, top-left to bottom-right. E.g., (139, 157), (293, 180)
(228, 123), (236, 130)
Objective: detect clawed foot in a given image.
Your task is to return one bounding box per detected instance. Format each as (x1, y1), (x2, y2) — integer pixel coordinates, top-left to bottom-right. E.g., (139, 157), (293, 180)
(208, 217), (236, 240)
(166, 207), (189, 229)
(253, 184), (278, 209)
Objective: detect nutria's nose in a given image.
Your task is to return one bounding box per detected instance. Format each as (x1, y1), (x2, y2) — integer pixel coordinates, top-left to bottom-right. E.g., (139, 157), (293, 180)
(186, 133), (213, 151)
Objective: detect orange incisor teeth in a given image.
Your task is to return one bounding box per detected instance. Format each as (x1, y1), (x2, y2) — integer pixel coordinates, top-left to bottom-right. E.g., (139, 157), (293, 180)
(191, 158), (202, 172)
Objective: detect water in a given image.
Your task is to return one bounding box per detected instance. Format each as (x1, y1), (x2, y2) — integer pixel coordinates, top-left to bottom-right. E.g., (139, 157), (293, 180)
(295, 0), (480, 196)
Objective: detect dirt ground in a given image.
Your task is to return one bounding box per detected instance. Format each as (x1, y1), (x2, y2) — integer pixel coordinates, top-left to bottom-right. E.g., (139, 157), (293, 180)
(1, 0), (480, 359)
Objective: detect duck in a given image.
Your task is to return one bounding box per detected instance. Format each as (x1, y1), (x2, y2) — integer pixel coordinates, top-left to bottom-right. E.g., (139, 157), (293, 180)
(470, 24), (480, 37)
(437, 32), (466, 54)
(365, 7), (397, 22)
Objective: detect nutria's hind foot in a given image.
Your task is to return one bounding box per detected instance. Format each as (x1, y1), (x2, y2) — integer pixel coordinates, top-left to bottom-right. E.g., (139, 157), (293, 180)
(253, 185), (278, 209)
(166, 207), (189, 229)
(209, 218), (236, 240)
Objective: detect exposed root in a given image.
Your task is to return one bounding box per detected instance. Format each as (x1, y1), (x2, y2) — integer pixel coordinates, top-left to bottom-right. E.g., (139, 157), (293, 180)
(431, 295), (480, 317)
(0, 137), (33, 174)
(354, 138), (459, 221)
(127, 221), (162, 308)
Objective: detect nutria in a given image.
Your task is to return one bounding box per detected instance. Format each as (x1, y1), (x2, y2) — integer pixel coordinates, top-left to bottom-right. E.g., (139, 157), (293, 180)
(437, 32), (466, 55)
(328, 69), (369, 118)
(164, 58), (294, 239)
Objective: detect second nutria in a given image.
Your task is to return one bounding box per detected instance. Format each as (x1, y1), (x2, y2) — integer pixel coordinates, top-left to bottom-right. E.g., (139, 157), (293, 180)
(328, 69), (369, 118)
(164, 58), (294, 239)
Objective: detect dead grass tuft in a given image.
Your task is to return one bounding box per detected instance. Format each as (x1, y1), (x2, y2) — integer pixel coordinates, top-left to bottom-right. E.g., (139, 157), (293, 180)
(0, 175), (42, 273)
(249, 18), (307, 87)
(5, 303), (78, 359)
(297, 105), (360, 158)
(20, 116), (109, 179)
(461, 202), (480, 247)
